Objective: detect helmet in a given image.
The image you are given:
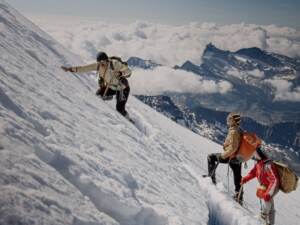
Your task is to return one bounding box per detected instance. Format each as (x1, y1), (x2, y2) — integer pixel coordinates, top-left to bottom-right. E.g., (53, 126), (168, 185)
(226, 112), (241, 126)
(96, 52), (108, 62)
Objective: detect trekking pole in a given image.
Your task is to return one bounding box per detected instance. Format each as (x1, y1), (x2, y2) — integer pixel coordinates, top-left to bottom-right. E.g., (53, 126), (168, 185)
(237, 185), (243, 202)
(227, 161), (231, 193)
(102, 76), (114, 99)
(103, 71), (122, 100)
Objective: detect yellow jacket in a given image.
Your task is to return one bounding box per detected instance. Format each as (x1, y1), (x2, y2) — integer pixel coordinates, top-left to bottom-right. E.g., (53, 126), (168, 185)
(72, 59), (131, 91)
(221, 125), (241, 159)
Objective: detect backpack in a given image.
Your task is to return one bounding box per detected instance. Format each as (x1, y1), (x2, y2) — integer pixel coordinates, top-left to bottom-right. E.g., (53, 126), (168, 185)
(109, 56), (128, 67)
(273, 161), (298, 193)
(235, 132), (261, 162)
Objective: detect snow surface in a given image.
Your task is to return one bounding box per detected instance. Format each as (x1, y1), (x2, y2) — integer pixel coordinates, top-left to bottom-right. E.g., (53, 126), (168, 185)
(1, 1), (300, 225)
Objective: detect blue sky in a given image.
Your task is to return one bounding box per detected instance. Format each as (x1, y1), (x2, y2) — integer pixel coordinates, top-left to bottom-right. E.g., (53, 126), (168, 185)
(9, 0), (300, 28)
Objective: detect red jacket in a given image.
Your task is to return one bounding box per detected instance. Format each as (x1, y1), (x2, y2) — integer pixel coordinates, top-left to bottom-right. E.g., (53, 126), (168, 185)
(243, 159), (279, 196)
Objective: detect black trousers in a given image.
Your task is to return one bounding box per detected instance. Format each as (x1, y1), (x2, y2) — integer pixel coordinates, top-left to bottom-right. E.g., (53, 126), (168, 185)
(96, 78), (130, 116)
(207, 153), (242, 193)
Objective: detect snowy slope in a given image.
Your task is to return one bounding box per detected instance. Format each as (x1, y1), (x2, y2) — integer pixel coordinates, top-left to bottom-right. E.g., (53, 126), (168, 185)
(0, 1), (300, 225)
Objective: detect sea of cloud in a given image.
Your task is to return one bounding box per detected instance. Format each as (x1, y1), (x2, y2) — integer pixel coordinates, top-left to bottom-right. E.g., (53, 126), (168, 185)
(29, 15), (300, 66)
(131, 67), (232, 95)
(264, 79), (300, 102)
(28, 15), (300, 99)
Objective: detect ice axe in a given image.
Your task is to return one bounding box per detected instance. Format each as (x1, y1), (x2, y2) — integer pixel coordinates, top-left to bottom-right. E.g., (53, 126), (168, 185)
(102, 76), (114, 100)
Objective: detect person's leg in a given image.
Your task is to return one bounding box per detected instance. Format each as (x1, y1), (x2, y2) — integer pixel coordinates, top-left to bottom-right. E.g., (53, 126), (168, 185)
(96, 78), (116, 98)
(268, 199), (275, 225)
(96, 78), (105, 96)
(207, 153), (228, 184)
(229, 160), (242, 192)
(98, 88), (116, 100)
(116, 78), (130, 116)
(229, 160), (243, 203)
(262, 191), (278, 225)
(261, 199), (274, 225)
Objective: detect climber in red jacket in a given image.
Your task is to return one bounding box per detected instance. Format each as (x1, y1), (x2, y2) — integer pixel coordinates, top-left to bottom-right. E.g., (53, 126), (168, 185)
(241, 147), (279, 225)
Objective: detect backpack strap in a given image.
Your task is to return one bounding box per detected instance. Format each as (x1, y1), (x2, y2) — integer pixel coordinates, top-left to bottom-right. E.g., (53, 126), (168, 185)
(109, 60), (114, 71)
(258, 159), (272, 184)
(262, 159), (273, 175)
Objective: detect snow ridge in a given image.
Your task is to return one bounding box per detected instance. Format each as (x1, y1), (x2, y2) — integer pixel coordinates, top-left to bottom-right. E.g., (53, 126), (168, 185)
(183, 164), (261, 225)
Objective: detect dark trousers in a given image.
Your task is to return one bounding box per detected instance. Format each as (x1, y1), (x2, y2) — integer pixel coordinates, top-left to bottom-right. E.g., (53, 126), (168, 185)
(207, 153), (242, 193)
(96, 78), (130, 116)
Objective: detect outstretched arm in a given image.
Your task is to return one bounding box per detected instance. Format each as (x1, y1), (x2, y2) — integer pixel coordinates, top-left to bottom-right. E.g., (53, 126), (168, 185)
(61, 63), (98, 73)
(241, 164), (257, 184)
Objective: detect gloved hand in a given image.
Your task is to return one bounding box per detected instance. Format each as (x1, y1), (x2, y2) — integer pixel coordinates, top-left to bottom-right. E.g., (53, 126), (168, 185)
(256, 185), (267, 199)
(256, 189), (265, 199)
(240, 177), (248, 185)
(61, 66), (74, 72)
(216, 153), (223, 161)
(263, 193), (271, 202)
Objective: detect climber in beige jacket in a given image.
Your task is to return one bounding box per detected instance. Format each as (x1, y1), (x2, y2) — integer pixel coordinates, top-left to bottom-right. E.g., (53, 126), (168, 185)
(207, 112), (243, 204)
(61, 52), (132, 117)
(222, 124), (241, 159)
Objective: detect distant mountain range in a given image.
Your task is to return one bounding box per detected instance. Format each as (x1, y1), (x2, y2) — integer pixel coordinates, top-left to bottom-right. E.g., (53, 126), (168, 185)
(128, 44), (300, 154)
(135, 95), (300, 155)
(174, 43), (300, 124)
(127, 57), (161, 69)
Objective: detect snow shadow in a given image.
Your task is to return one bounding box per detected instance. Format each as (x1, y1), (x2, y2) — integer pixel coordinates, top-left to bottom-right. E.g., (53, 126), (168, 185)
(36, 149), (167, 225)
(0, 87), (50, 137)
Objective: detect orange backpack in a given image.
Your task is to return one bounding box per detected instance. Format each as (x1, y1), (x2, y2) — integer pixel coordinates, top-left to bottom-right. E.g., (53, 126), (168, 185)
(235, 132), (262, 162)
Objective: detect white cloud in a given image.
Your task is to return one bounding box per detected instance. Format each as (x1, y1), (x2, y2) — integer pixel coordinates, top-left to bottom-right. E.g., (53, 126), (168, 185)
(131, 66), (233, 95)
(227, 68), (264, 79)
(264, 79), (300, 102)
(28, 15), (300, 67)
(247, 69), (264, 78)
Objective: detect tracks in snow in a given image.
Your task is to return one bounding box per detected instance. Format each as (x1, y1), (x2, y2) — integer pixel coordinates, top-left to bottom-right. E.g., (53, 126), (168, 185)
(34, 149), (167, 225)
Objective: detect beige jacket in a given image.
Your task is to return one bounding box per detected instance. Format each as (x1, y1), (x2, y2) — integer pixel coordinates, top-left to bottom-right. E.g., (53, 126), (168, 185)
(221, 125), (241, 159)
(72, 59), (132, 91)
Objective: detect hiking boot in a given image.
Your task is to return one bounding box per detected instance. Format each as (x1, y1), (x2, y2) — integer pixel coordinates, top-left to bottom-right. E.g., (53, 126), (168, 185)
(260, 213), (268, 222)
(102, 95), (114, 101)
(95, 88), (102, 96)
(211, 175), (216, 185)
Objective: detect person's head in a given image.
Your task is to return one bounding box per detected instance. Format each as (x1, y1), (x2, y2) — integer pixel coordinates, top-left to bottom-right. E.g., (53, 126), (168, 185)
(226, 112), (241, 127)
(96, 52), (109, 68)
(253, 147), (268, 161)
